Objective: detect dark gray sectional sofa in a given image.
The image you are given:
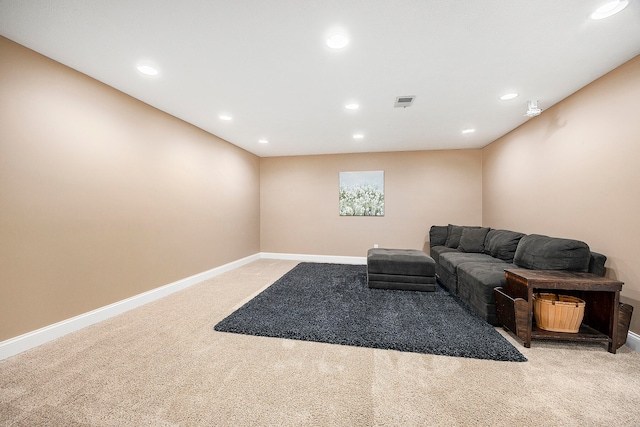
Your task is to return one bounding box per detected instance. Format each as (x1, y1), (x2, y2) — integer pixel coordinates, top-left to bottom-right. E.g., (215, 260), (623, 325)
(429, 225), (607, 325)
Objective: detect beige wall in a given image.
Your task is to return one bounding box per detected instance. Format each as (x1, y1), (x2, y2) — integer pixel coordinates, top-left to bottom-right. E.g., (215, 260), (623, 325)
(260, 150), (482, 257)
(3, 31), (638, 343)
(0, 37), (260, 341)
(482, 55), (640, 334)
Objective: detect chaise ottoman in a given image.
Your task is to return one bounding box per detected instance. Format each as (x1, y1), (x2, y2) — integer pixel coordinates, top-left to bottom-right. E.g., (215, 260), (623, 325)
(367, 248), (437, 291)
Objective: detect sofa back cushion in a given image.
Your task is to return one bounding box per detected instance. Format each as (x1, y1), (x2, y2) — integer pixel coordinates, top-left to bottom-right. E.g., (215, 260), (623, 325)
(444, 224), (464, 248)
(429, 225), (449, 248)
(458, 227), (490, 253)
(483, 229), (525, 262)
(513, 234), (591, 272)
(444, 224), (484, 249)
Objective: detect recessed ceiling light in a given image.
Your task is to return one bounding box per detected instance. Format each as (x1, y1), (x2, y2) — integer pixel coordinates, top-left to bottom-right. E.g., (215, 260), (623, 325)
(500, 93), (519, 100)
(219, 114), (233, 121)
(591, 0), (629, 19)
(136, 65), (159, 76)
(345, 103), (360, 110)
(462, 128), (476, 134)
(258, 139), (268, 144)
(326, 33), (349, 49)
(353, 134), (364, 139)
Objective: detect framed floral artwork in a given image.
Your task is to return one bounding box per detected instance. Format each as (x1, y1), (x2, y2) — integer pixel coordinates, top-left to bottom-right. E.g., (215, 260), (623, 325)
(339, 170), (384, 216)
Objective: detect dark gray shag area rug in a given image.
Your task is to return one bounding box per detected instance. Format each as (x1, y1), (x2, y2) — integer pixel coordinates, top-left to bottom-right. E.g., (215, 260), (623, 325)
(214, 263), (527, 362)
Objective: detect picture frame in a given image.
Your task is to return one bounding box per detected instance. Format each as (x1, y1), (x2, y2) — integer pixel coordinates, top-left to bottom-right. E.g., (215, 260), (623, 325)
(339, 170), (384, 216)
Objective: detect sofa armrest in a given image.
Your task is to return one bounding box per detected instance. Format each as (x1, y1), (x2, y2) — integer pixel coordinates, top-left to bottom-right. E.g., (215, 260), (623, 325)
(429, 225), (449, 248)
(588, 252), (607, 276)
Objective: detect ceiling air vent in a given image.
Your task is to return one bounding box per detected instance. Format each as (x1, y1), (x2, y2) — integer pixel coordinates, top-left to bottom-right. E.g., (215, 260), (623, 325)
(394, 95), (416, 108)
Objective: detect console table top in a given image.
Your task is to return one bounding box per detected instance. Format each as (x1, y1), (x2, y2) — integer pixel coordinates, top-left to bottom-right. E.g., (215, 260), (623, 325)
(505, 269), (623, 291)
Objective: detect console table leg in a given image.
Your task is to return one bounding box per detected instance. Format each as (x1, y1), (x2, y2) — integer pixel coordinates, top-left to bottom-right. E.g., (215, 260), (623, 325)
(608, 291), (620, 354)
(513, 298), (530, 347)
(525, 289), (533, 348)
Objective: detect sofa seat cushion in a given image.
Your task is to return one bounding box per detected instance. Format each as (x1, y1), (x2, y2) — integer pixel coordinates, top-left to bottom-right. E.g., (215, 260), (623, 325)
(437, 252), (506, 294)
(439, 252), (506, 276)
(514, 234), (590, 272)
(456, 262), (518, 325)
(430, 245), (458, 265)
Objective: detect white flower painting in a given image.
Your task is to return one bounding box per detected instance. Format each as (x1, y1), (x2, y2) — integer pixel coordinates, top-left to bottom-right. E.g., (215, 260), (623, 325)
(339, 171), (384, 216)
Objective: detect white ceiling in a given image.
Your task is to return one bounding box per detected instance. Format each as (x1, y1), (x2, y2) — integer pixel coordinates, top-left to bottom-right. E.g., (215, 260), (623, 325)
(1, 1), (639, 157)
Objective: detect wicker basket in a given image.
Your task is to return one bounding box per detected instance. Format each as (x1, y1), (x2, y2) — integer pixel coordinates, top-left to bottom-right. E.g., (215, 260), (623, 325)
(534, 293), (585, 333)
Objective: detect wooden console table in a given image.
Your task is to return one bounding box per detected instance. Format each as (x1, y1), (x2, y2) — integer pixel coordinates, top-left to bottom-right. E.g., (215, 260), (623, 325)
(495, 269), (624, 354)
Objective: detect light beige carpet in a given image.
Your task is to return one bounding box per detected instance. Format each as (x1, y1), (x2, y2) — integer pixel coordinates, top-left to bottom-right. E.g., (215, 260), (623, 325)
(1, 259), (639, 426)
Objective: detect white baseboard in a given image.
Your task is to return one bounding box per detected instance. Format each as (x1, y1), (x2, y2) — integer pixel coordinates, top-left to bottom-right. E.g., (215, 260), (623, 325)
(3, 252), (635, 360)
(260, 252), (367, 265)
(0, 253), (260, 361)
(625, 331), (640, 353)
